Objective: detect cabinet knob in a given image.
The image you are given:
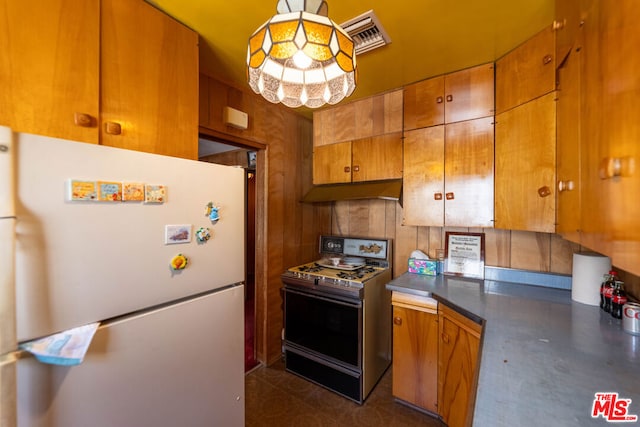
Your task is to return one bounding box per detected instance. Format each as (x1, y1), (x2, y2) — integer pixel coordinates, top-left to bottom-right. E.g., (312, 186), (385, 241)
(393, 316), (402, 326)
(74, 112), (95, 128)
(599, 157), (635, 179)
(553, 19), (566, 30)
(104, 121), (122, 135)
(445, 192), (455, 200)
(353, 165), (360, 172)
(542, 54), (553, 65)
(434, 192), (443, 200)
(558, 180), (575, 192)
(537, 186), (551, 197)
(344, 166), (351, 173)
(436, 96), (444, 104)
(446, 94), (453, 102)
(441, 333), (450, 344)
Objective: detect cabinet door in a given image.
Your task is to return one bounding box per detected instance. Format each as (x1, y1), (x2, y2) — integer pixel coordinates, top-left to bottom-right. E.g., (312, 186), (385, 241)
(403, 76), (445, 131)
(444, 118), (494, 227)
(352, 132), (403, 182)
(556, 47), (581, 243)
(581, 0), (640, 272)
(0, 0), (99, 143)
(496, 26), (556, 114)
(354, 90), (403, 139)
(495, 92), (557, 233)
(100, 0), (198, 159)
(313, 141), (352, 184)
(392, 306), (438, 413)
(438, 306), (482, 427)
(402, 126), (445, 226)
(331, 102), (356, 144)
(444, 63), (495, 124)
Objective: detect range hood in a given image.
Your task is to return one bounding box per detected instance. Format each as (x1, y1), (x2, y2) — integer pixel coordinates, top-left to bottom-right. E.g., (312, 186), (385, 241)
(301, 179), (402, 203)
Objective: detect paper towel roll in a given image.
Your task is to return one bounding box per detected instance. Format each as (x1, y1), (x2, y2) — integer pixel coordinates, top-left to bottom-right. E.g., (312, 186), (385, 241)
(571, 252), (611, 306)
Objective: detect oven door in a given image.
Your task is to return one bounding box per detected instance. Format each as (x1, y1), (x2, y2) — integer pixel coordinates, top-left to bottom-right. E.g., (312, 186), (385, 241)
(283, 287), (362, 369)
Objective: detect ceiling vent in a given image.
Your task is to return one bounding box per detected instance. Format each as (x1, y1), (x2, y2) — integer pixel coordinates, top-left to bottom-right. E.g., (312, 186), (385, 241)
(340, 10), (391, 55)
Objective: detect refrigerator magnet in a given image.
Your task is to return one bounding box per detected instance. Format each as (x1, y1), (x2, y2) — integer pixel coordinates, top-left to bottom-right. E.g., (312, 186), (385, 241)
(205, 202), (220, 221)
(97, 181), (122, 202)
(165, 224), (192, 244)
(170, 254), (188, 270)
(196, 227), (211, 243)
(122, 182), (145, 202)
(68, 180), (97, 201)
(145, 184), (166, 203)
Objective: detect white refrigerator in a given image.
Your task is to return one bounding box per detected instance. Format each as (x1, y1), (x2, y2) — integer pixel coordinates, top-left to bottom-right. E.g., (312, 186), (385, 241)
(0, 127), (245, 426)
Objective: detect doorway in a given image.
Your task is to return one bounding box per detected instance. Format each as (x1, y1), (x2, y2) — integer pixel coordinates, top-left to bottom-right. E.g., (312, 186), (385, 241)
(198, 137), (259, 372)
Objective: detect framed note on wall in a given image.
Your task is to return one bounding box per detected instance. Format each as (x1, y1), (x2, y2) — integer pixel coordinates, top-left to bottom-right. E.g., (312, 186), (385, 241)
(444, 232), (485, 279)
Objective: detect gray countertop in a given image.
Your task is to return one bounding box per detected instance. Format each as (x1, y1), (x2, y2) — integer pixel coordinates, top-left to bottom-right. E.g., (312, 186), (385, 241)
(387, 272), (640, 427)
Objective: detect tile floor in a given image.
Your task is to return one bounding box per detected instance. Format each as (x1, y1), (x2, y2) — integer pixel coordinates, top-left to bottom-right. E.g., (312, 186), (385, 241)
(245, 359), (444, 426)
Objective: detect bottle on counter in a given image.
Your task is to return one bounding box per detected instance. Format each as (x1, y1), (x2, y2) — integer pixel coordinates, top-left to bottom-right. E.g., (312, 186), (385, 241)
(600, 272), (612, 310)
(611, 280), (628, 319)
(602, 270), (618, 313)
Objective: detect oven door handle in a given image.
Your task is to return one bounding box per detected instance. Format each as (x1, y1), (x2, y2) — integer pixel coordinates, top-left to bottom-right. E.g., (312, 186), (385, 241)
(284, 287), (363, 308)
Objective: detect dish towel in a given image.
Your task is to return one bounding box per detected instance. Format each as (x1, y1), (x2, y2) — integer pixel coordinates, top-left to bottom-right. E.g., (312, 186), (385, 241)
(19, 322), (100, 366)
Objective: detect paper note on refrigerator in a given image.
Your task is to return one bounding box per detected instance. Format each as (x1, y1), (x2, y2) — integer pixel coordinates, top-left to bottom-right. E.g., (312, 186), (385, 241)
(19, 322), (100, 366)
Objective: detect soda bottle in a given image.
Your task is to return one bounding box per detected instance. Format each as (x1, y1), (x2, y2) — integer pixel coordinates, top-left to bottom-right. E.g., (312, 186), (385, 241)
(600, 272), (612, 310)
(611, 280), (628, 319)
(603, 270), (618, 313)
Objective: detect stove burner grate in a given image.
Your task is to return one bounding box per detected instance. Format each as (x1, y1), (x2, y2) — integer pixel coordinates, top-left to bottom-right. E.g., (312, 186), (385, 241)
(336, 266), (376, 280)
(298, 264), (324, 273)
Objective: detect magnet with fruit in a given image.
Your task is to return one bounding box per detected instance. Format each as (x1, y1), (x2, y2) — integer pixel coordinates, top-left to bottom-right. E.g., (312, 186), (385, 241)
(170, 254), (188, 271)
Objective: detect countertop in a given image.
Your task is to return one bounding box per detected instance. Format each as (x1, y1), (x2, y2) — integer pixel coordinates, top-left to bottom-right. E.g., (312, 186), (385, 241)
(387, 272), (640, 427)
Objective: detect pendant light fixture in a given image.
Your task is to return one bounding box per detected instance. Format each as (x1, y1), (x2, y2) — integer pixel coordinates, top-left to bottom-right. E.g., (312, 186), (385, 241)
(247, 0), (357, 109)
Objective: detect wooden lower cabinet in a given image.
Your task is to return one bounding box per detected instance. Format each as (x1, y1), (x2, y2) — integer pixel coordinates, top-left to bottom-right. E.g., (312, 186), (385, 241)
(438, 304), (482, 427)
(391, 293), (438, 413)
(391, 293), (484, 427)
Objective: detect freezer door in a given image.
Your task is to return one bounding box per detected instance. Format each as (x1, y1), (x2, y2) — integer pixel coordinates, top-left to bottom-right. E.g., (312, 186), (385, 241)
(17, 285), (245, 427)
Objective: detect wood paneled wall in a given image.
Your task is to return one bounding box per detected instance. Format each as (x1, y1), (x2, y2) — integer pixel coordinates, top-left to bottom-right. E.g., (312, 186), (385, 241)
(199, 74), (331, 365)
(330, 200), (640, 299)
(330, 200), (580, 276)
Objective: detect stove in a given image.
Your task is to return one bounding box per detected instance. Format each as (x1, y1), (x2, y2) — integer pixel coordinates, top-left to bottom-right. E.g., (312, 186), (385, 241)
(282, 236), (393, 404)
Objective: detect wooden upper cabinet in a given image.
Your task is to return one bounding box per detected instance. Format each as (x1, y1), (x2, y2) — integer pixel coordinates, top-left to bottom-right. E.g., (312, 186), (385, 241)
(313, 90), (403, 146)
(100, 0), (198, 159)
(438, 304), (482, 427)
(444, 63), (495, 124)
(313, 141), (352, 184)
(402, 126), (445, 226)
(444, 118), (494, 227)
(313, 132), (402, 185)
(0, 0), (198, 158)
(352, 132), (403, 182)
(404, 76), (445, 130)
(0, 0), (100, 143)
(580, 0), (640, 273)
(404, 63), (494, 131)
(556, 47), (582, 243)
(402, 119), (494, 228)
(495, 92), (557, 233)
(496, 26), (556, 114)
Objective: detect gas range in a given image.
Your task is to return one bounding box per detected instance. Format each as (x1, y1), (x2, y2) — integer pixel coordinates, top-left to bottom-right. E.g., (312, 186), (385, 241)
(281, 236), (392, 300)
(282, 262), (387, 298)
(282, 235), (393, 403)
